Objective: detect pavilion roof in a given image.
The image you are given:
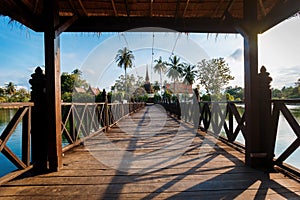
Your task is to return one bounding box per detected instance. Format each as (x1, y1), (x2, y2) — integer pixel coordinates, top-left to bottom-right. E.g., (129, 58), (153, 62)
(0, 0), (299, 33)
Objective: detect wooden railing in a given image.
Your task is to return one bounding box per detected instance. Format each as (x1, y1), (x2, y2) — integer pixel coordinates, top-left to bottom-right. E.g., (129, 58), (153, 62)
(61, 102), (145, 152)
(163, 100), (300, 175)
(0, 102), (33, 183)
(107, 102), (145, 126)
(61, 103), (106, 152)
(0, 101), (144, 180)
(272, 99), (300, 175)
(164, 101), (246, 146)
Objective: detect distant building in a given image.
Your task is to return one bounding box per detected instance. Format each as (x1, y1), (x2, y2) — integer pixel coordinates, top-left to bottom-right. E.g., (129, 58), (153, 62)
(87, 86), (100, 96)
(143, 65), (154, 94)
(74, 86), (101, 96)
(73, 87), (86, 94)
(165, 82), (193, 95)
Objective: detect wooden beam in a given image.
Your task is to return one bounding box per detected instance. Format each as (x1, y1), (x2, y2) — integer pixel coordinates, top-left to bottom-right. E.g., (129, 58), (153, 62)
(175, 0), (181, 19)
(221, 0), (236, 21)
(62, 16), (240, 33)
(43, 0), (62, 172)
(182, 0), (190, 18)
(213, 0), (225, 17)
(111, 0), (118, 16)
(258, 0), (266, 17)
(124, 0), (130, 17)
(78, 0), (88, 16)
(19, 0), (35, 11)
(150, 0), (153, 17)
(68, 0), (87, 17)
(0, 0), (42, 31)
(259, 0), (300, 33)
(33, 0), (40, 14)
(68, 0), (79, 16)
(55, 15), (79, 36)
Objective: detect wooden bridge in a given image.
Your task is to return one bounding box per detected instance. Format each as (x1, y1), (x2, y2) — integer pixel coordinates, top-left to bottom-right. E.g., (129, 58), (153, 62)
(0, 103), (299, 199)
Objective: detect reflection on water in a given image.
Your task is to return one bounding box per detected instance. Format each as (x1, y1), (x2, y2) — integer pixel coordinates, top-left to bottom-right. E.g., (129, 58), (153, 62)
(1, 106), (300, 177)
(222, 105), (300, 169)
(0, 109), (20, 177)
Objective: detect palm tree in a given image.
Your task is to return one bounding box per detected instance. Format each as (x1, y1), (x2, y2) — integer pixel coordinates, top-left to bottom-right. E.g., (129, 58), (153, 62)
(153, 56), (167, 92)
(182, 63), (197, 100)
(115, 47), (135, 92)
(182, 63), (197, 85)
(5, 82), (16, 96)
(166, 55), (183, 94)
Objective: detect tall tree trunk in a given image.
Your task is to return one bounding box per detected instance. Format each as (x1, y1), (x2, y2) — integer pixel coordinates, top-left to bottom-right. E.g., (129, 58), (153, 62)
(125, 69), (127, 94)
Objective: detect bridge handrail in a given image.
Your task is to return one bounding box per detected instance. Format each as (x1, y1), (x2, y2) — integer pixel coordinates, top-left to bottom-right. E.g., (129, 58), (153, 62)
(0, 102), (33, 183)
(271, 99), (300, 176)
(61, 102), (145, 152)
(162, 99), (300, 175)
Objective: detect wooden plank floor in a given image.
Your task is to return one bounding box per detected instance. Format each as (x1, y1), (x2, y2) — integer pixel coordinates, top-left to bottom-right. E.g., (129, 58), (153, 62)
(0, 104), (300, 199)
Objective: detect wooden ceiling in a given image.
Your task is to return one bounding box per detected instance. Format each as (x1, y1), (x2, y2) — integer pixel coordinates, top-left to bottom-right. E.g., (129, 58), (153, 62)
(0, 0), (299, 33)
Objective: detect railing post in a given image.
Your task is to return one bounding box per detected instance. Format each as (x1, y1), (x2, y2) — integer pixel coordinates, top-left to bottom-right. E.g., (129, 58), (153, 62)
(22, 106), (31, 167)
(104, 92), (109, 132)
(29, 67), (48, 171)
(258, 66), (274, 168)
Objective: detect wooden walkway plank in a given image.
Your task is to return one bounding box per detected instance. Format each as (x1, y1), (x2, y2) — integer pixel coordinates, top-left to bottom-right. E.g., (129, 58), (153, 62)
(0, 104), (299, 199)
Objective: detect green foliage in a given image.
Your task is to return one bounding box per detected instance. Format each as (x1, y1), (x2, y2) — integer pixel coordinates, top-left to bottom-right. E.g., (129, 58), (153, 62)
(166, 55), (183, 83)
(272, 84), (300, 99)
(153, 81), (160, 92)
(0, 83), (30, 102)
(153, 93), (162, 103)
(154, 56), (167, 89)
(113, 74), (144, 93)
(225, 93), (235, 101)
(171, 95), (178, 102)
(137, 94), (148, 102)
(0, 96), (7, 103)
(111, 92), (123, 103)
(115, 47), (135, 92)
(272, 88), (283, 99)
(162, 90), (172, 103)
(115, 47), (135, 74)
(95, 91), (105, 102)
(182, 63), (197, 85)
(201, 94), (211, 101)
(61, 69), (88, 94)
(197, 58), (234, 94)
(225, 86), (244, 100)
(9, 88), (30, 102)
(61, 92), (73, 102)
(61, 69), (91, 102)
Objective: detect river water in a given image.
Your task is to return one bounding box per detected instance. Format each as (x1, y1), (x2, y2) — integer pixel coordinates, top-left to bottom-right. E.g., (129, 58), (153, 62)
(1, 106), (300, 177)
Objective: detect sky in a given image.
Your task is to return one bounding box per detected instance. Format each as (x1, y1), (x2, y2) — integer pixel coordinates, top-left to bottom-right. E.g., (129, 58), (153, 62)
(0, 16), (300, 91)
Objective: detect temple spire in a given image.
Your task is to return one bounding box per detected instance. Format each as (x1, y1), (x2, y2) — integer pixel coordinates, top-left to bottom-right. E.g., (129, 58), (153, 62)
(145, 64), (150, 84)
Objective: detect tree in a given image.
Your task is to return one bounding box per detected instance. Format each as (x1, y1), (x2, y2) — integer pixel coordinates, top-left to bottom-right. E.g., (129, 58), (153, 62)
(153, 81), (160, 92)
(61, 69), (89, 102)
(225, 86), (244, 100)
(197, 58), (234, 94)
(182, 63), (197, 85)
(166, 55), (184, 94)
(272, 88), (283, 99)
(5, 82), (16, 96)
(115, 47), (135, 92)
(153, 56), (167, 91)
(61, 69), (88, 94)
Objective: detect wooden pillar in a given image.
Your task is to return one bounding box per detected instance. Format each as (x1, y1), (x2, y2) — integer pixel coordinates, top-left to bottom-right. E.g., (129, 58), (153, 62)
(243, 31), (261, 167)
(43, 0), (62, 171)
(242, 0), (264, 168)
